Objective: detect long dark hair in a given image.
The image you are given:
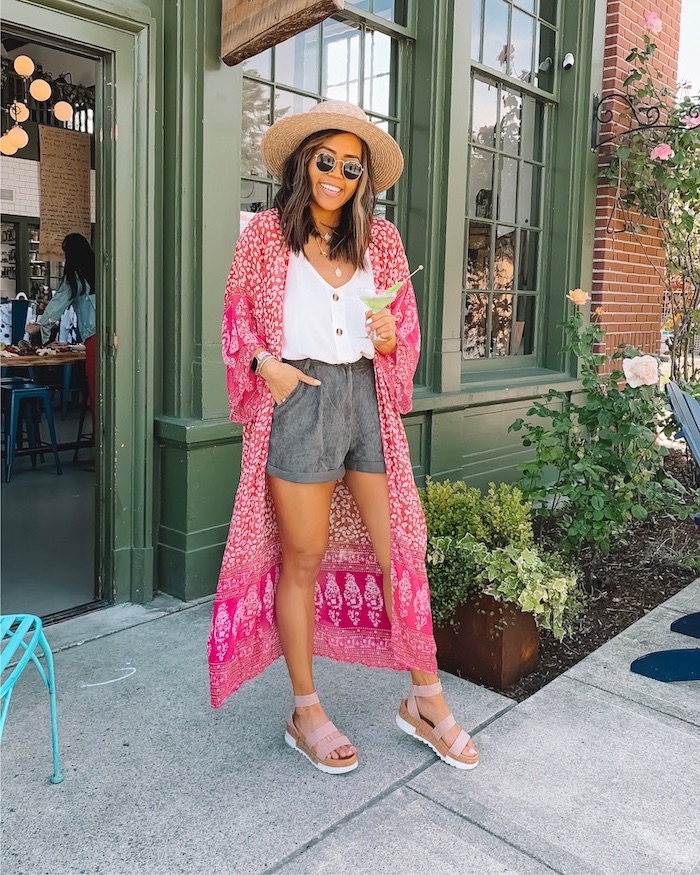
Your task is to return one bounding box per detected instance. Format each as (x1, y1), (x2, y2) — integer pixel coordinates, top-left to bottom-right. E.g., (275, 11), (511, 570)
(273, 129), (376, 270)
(61, 233), (95, 302)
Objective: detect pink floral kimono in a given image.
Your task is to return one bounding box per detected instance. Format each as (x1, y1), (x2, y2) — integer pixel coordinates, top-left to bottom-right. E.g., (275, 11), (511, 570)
(208, 209), (438, 707)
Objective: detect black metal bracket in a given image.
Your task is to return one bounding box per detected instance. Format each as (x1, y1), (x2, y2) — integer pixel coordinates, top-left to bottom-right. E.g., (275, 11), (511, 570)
(591, 91), (700, 150)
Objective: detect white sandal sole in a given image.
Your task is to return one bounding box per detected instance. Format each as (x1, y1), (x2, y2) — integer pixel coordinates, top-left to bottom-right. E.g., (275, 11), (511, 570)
(284, 731), (358, 775)
(395, 713), (479, 771)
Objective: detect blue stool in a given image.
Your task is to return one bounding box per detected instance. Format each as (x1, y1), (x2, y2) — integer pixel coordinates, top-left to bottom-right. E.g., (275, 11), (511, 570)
(1, 382), (62, 482)
(0, 615), (64, 784)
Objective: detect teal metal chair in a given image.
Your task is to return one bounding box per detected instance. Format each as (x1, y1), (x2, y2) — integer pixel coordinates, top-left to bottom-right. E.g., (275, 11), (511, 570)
(0, 615), (64, 784)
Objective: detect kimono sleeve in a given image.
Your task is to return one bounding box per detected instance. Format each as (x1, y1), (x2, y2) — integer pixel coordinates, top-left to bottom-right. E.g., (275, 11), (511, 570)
(221, 220), (268, 424)
(373, 224), (421, 415)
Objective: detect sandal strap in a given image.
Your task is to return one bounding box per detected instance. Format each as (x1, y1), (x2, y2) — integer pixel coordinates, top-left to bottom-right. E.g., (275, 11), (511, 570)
(316, 733), (352, 761)
(448, 729), (472, 758)
(408, 679), (443, 719)
(305, 720), (336, 747)
(432, 713), (456, 741)
(294, 691), (320, 708)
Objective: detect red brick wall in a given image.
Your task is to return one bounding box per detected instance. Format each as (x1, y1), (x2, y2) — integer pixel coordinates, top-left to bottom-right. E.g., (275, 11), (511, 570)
(592, 0), (682, 358)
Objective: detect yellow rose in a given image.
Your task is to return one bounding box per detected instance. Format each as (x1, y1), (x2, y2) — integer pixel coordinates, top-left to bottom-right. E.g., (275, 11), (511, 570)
(566, 288), (590, 306)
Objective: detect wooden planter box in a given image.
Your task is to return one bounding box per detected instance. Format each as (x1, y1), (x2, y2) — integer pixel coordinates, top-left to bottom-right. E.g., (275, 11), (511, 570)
(434, 593), (539, 690)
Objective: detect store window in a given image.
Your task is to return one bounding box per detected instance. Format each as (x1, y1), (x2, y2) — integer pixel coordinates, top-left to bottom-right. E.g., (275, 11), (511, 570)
(240, 9), (406, 232)
(463, 0), (558, 361)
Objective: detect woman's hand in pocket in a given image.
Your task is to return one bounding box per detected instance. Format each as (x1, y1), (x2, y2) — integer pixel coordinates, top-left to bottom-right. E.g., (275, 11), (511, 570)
(261, 359), (321, 405)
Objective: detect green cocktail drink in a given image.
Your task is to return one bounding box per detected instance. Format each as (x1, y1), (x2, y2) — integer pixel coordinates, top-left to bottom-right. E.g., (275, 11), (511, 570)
(360, 292), (397, 313)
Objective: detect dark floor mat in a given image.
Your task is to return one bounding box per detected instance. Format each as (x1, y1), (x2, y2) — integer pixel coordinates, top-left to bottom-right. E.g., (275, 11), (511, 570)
(670, 612), (700, 640)
(630, 649), (700, 682)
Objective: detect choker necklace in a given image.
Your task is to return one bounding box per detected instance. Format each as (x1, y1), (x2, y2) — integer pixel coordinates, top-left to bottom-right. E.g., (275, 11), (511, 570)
(313, 231), (342, 278)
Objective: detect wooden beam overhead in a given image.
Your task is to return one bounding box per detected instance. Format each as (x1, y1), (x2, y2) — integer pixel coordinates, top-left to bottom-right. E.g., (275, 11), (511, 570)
(221, 0), (345, 67)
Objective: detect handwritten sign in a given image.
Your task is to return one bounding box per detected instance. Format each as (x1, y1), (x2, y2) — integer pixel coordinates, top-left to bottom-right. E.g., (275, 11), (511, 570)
(38, 125), (91, 260)
(221, 0), (344, 67)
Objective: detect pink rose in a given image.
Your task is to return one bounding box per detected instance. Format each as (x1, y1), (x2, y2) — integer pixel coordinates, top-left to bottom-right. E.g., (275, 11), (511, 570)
(643, 11), (662, 34)
(622, 355), (659, 388)
(649, 143), (674, 160)
(682, 114), (700, 129)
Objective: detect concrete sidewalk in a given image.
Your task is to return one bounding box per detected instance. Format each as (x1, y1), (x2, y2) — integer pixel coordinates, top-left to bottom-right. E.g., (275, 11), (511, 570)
(2, 582), (699, 875)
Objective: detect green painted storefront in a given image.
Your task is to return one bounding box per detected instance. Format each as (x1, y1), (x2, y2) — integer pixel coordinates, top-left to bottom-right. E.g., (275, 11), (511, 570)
(3, 0), (606, 606)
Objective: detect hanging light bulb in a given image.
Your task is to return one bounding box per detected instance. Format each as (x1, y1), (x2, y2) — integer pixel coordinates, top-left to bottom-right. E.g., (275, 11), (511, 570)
(13, 55), (35, 78)
(53, 101), (74, 123)
(0, 135), (19, 156)
(29, 78), (52, 102)
(9, 102), (30, 123)
(6, 126), (29, 149)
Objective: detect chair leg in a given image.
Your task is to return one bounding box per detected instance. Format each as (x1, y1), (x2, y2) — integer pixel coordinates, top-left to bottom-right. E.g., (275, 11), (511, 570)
(62, 364), (72, 420)
(73, 389), (87, 463)
(6, 394), (20, 483)
(41, 398), (62, 477)
(39, 632), (64, 784)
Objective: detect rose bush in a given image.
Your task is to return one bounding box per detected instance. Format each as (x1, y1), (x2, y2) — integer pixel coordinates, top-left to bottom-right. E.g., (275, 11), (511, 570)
(599, 10), (700, 383)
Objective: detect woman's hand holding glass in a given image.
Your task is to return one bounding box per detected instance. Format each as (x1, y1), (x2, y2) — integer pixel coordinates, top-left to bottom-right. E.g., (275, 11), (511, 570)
(259, 358), (321, 405)
(365, 307), (397, 353)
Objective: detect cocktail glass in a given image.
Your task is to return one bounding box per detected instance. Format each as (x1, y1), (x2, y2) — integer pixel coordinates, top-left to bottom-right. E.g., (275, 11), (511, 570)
(360, 289), (397, 341)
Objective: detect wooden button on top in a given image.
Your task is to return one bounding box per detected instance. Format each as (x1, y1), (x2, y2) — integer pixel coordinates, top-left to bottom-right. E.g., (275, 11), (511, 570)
(332, 293), (339, 302)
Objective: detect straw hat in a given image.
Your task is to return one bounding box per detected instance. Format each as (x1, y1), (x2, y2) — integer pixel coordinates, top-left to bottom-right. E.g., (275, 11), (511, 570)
(260, 100), (404, 194)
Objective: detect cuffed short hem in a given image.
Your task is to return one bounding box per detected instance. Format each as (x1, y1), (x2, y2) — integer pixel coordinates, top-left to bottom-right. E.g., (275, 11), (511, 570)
(345, 460), (387, 474)
(266, 463), (345, 483)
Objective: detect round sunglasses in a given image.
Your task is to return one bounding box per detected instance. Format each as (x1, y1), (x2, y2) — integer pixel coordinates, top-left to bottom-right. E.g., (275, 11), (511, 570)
(314, 151), (364, 181)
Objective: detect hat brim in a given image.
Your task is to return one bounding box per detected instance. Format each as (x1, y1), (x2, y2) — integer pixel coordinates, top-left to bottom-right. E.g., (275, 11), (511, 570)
(260, 111), (404, 194)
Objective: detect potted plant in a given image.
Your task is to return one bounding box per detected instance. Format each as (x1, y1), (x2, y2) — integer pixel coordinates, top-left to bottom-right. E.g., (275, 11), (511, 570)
(420, 479), (583, 689)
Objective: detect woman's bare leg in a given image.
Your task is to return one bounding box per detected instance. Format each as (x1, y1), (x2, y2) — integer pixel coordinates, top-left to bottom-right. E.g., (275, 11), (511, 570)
(343, 470), (479, 759)
(268, 475), (355, 759)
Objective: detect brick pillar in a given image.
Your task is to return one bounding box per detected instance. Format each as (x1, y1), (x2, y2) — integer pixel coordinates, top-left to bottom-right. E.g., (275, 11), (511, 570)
(592, 0), (682, 358)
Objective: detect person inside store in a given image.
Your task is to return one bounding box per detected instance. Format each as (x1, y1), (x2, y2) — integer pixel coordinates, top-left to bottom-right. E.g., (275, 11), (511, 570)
(207, 100), (480, 775)
(25, 233), (96, 412)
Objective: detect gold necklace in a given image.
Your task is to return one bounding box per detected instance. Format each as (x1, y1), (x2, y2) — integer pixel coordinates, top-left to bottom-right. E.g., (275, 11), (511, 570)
(314, 232), (342, 278)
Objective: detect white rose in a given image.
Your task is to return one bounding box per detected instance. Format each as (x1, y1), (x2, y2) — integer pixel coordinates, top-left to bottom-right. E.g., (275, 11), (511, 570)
(622, 355), (659, 388)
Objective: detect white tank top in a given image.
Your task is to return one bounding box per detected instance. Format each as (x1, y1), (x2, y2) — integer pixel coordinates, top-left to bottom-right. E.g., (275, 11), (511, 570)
(281, 250), (376, 364)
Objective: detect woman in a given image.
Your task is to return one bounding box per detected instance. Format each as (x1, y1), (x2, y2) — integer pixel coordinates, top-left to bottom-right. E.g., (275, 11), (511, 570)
(208, 100), (479, 775)
(26, 233), (96, 412)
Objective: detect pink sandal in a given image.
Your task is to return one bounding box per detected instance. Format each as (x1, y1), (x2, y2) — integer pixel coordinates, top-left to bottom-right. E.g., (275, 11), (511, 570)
(284, 692), (358, 775)
(395, 680), (480, 770)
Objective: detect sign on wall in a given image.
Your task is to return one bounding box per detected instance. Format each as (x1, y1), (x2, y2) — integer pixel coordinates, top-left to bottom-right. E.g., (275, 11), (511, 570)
(38, 126), (91, 260)
(221, 0), (344, 67)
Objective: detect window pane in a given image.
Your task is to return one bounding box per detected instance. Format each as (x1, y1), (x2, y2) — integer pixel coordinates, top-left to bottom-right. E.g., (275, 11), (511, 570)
(352, 0), (371, 9)
(243, 50), (271, 80)
(498, 157), (517, 223)
(539, 0), (557, 25)
(536, 23), (556, 93)
(521, 96), (544, 161)
(511, 8), (534, 83)
(514, 295), (536, 354)
(274, 90), (317, 123)
(463, 294), (488, 359)
(518, 229), (539, 290)
(276, 27), (320, 92)
(468, 148), (495, 219)
(240, 180), (270, 232)
(322, 19), (361, 104)
(471, 78), (497, 147)
(500, 89), (521, 155)
(514, 0), (535, 12)
(471, 0), (483, 61)
(241, 80), (271, 176)
(482, 0), (510, 74)
(364, 30), (394, 116)
(373, 0), (407, 24)
(491, 294), (513, 356)
(465, 222), (492, 289)
(517, 163), (541, 226)
(494, 226), (515, 290)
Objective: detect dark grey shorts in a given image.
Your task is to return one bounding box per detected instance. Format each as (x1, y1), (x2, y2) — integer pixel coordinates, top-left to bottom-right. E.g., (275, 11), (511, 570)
(267, 357), (386, 483)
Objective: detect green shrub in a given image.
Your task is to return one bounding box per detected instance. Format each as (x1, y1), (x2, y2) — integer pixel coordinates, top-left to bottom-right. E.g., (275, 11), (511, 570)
(420, 479), (582, 637)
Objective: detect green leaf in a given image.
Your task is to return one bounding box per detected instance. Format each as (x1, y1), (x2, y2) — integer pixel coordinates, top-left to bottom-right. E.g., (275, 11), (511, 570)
(631, 504), (648, 520)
